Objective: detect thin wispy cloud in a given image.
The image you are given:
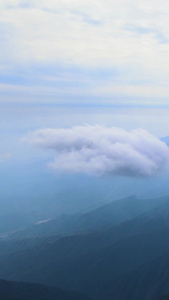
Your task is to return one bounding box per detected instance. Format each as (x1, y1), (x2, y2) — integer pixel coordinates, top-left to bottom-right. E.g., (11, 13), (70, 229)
(1, 1), (169, 105)
(24, 125), (169, 177)
(0, 0), (169, 67)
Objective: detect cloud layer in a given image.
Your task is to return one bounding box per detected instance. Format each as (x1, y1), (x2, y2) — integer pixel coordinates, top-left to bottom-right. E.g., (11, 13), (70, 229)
(24, 125), (169, 177)
(1, 0), (169, 70)
(2, 1), (169, 104)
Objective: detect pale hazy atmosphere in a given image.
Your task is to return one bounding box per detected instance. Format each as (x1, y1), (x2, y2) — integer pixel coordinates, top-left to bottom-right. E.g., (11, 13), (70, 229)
(1, 1), (169, 300)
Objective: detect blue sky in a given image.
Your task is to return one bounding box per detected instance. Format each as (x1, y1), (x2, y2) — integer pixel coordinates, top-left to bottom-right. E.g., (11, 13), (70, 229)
(1, 0), (169, 157)
(1, 0), (169, 162)
(2, 1), (169, 212)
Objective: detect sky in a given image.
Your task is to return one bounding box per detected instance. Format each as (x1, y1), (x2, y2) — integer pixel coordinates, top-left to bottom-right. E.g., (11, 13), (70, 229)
(1, 1), (169, 213)
(1, 0), (169, 106)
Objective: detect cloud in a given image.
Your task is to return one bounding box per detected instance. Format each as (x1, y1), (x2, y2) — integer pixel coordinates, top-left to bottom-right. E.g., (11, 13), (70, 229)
(2, 1), (169, 106)
(1, 0), (169, 70)
(24, 125), (169, 177)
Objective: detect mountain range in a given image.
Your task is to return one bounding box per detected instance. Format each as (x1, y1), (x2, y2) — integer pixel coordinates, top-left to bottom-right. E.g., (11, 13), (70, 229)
(6, 194), (169, 239)
(1, 195), (169, 299)
(0, 279), (91, 300)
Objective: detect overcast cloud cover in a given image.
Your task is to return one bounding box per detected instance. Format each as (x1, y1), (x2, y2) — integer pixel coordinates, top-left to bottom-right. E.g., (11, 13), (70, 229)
(24, 125), (169, 177)
(1, 0), (169, 104)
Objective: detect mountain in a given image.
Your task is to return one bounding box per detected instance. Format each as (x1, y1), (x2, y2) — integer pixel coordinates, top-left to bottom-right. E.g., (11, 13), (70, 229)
(7, 194), (169, 239)
(2, 197), (169, 299)
(109, 250), (169, 300)
(1, 135), (169, 232)
(0, 212), (42, 235)
(0, 279), (91, 300)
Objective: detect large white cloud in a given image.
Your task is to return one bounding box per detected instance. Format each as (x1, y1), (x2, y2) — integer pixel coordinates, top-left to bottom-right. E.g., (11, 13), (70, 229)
(24, 125), (169, 177)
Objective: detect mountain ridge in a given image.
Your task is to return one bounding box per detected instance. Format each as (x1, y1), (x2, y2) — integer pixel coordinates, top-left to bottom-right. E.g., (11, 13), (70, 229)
(6, 194), (169, 240)
(0, 279), (92, 300)
(1, 196), (169, 299)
